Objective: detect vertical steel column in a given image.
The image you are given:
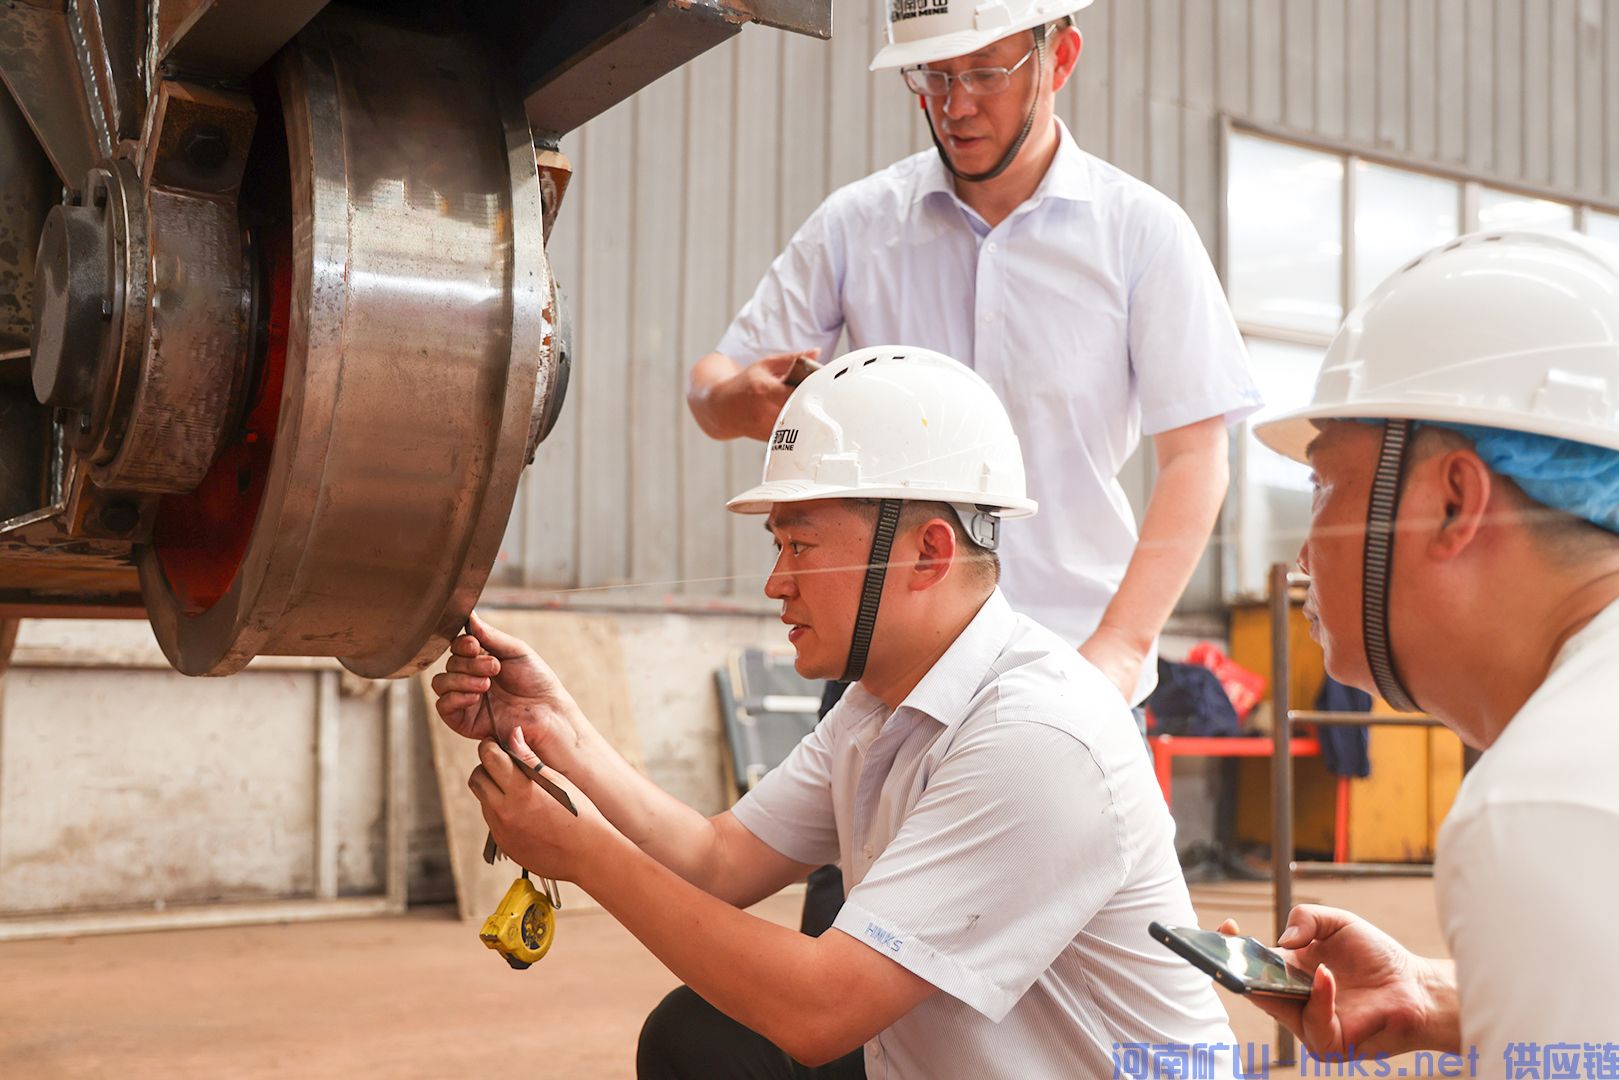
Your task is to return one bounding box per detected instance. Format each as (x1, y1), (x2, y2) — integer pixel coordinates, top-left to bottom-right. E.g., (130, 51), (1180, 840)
(0, 618), (13, 882)
(1341, 153), (1358, 317)
(0, 618), (16, 677)
(1268, 562), (1297, 1066)
(0, 85), (55, 357)
(384, 680), (411, 912)
(314, 669), (340, 899)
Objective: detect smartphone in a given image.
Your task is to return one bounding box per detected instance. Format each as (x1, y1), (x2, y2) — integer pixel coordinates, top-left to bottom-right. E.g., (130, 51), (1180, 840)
(1148, 921), (1313, 999)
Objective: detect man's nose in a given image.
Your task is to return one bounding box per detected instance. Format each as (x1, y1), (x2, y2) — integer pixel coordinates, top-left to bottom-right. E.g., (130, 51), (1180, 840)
(940, 85), (975, 120)
(764, 552), (796, 600)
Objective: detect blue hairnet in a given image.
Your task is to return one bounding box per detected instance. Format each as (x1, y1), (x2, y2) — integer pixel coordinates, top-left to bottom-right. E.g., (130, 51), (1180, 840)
(1359, 420), (1619, 535)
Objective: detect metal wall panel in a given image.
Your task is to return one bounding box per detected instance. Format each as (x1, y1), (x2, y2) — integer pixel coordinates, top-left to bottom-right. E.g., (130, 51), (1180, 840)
(495, 0), (1619, 615)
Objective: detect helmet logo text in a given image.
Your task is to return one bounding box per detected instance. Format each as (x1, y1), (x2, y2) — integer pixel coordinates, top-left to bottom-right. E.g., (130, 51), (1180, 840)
(891, 0), (950, 23)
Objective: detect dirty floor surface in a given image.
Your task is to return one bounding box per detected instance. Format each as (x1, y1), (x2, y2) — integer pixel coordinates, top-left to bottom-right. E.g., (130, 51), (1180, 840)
(0, 877), (1443, 1079)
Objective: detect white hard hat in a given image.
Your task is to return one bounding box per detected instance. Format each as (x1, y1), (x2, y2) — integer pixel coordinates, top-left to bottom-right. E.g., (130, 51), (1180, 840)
(1255, 229), (1619, 462)
(1253, 228), (1619, 717)
(870, 0), (1093, 71)
(727, 345), (1037, 521)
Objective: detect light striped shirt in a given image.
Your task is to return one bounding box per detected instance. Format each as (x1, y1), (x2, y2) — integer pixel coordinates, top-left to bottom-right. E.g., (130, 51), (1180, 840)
(733, 590), (1236, 1078)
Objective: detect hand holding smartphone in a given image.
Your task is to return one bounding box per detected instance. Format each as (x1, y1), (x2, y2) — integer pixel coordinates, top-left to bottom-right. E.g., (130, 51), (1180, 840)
(1149, 921), (1313, 999)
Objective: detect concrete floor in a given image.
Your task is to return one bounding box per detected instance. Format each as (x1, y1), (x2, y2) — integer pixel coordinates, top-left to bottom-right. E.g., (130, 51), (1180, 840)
(0, 877), (1444, 1079)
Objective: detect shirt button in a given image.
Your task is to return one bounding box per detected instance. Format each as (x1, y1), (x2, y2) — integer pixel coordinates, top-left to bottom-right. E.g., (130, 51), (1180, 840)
(862, 844), (874, 858)
(981, 311), (996, 322)
(986, 241), (998, 253)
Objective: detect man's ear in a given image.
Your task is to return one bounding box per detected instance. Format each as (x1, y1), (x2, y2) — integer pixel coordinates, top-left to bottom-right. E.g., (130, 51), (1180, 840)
(909, 518), (959, 591)
(1424, 450), (1494, 561)
(1049, 26), (1083, 92)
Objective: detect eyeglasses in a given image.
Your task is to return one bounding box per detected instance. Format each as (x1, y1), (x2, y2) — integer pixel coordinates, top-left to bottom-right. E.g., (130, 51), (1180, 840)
(901, 44), (1038, 97)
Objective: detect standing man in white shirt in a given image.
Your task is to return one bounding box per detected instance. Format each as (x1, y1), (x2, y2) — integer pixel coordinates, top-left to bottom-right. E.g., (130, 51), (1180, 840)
(688, 0), (1260, 709)
(435, 348), (1238, 1079)
(1221, 230), (1619, 1072)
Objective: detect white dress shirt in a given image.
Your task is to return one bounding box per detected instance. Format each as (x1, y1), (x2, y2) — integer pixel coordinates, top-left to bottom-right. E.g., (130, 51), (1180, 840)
(1436, 597), (1619, 1078)
(717, 123), (1261, 703)
(731, 590), (1237, 1078)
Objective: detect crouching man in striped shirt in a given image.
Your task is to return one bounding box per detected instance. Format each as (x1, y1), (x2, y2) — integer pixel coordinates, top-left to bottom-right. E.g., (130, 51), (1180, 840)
(433, 347), (1235, 1078)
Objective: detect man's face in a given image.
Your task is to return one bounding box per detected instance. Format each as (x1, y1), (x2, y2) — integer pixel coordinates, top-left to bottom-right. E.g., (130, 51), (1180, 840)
(1298, 421), (1381, 690)
(917, 30), (1049, 177)
(762, 500), (874, 679)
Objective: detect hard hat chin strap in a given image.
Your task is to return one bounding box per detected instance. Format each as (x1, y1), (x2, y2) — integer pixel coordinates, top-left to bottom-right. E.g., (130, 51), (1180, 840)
(842, 499), (904, 684)
(1362, 419), (1421, 712)
(924, 26), (1047, 185)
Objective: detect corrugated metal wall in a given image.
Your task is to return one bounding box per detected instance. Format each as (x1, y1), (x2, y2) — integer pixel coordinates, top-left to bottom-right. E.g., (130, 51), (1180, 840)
(497, 0), (1619, 611)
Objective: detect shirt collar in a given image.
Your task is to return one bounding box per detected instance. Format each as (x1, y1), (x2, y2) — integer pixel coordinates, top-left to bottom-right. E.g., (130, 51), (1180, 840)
(889, 588), (1018, 729)
(910, 118), (1094, 211)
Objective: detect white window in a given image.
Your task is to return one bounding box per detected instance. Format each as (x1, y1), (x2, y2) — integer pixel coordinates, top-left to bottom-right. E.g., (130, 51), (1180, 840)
(1228, 339), (1323, 595)
(1478, 188), (1576, 232)
(1586, 210), (1619, 248)
(1353, 163), (1460, 305)
(1227, 136), (1344, 336)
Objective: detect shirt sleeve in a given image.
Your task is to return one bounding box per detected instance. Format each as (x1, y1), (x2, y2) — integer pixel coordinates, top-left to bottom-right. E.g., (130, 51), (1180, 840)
(728, 715), (842, 868)
(1126, 198), (1263, 435)
(714, 197), (848, 365)
(831, 717), (1127, 1022)
(1440, 801), (1619, 1072)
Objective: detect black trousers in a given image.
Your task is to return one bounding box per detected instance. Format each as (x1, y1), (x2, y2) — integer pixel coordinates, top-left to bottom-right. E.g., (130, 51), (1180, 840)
(637, 986), (866, 1080)
(635, 682), (864, 1079)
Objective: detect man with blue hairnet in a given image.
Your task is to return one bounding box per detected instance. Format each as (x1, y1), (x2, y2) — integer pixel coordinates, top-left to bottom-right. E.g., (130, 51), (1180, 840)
(1219, 229), (1619, 1069)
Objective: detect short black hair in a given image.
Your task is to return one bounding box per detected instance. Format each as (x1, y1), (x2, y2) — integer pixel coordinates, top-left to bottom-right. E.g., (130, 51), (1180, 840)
(846, 499), (1001, 589)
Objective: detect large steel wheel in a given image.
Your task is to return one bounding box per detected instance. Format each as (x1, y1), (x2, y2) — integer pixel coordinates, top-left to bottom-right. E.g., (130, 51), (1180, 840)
(140, 10), (558, 676)
(1, 0), (826, 677)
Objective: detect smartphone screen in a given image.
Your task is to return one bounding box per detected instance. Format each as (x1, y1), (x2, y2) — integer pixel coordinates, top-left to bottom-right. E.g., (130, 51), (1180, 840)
(1150, 922), (1313, 998)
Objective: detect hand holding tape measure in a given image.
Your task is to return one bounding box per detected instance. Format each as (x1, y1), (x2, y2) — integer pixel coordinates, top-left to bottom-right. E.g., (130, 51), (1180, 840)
(478, 743), (577, 970)
(455, 616), (581, 970)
